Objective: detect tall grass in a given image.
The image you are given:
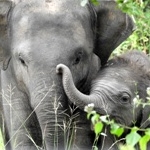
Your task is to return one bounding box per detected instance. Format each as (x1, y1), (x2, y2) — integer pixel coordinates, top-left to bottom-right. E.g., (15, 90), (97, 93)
(0, 129), (4, 150)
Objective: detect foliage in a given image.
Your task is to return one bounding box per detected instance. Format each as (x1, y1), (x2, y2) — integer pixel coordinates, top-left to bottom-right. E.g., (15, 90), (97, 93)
(114, 0), (150, 55)
(84, 87), (150, 150)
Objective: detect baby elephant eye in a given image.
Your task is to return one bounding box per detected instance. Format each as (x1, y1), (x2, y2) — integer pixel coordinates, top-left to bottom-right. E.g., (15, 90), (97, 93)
(120, 93), (131, 104)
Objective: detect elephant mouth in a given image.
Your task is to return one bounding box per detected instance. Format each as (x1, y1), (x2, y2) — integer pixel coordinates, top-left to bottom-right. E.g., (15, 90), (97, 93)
(90, 113), (125, 130)
(110, 115), (125, 125)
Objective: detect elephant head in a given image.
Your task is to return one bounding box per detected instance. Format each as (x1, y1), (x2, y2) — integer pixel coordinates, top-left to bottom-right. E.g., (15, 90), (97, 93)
(57, 50), (150, 149)
(0, 0), (134, 149)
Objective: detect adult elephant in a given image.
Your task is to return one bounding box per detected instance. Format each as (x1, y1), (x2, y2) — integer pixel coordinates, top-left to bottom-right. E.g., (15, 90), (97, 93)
(56, 50), (150, 149)
(0, 0), (134, 150)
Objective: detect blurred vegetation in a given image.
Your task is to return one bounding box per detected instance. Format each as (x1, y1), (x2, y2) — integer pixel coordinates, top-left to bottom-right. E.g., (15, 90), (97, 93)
(114, 0), (150, 56)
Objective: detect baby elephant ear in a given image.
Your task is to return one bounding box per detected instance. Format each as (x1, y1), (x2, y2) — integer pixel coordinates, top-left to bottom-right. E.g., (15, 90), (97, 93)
(93, 1), (135, 66)
(0, 1), (12, 70)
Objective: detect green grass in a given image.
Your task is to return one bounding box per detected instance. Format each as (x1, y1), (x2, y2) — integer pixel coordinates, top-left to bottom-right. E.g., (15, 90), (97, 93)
(0, 129), (4, 150)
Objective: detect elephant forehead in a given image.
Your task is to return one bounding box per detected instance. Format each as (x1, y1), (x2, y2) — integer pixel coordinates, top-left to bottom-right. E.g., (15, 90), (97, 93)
(10, 0), (92, 43)
(11, 0), (88, 23)
(10, 0), (92, 55)
(11, 15), (88, 55)
(11, 4), (87, 40)
(45, 0), (63, 14)
(15, 14), (86, 38)
(12, 20), (87, 53)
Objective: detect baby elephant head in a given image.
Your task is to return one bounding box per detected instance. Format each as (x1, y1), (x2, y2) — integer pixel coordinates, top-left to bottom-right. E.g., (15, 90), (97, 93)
(56, 50), (150, 128)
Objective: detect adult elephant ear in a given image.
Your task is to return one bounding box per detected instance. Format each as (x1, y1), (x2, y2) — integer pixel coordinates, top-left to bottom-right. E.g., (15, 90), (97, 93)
(0, 1), (12, 70)
(93, 1), (135, 65)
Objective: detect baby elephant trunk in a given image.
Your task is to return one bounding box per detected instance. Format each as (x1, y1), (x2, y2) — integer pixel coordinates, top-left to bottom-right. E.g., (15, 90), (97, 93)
(56, 64), (104, 112)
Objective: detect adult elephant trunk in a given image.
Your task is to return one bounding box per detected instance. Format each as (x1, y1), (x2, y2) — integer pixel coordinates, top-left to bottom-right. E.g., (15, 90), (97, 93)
(56, 64), (105, 113)
(29, 71), (69, 150)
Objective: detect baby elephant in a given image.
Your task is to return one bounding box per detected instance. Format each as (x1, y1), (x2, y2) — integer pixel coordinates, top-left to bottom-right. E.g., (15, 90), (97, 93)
(56, 50), (150, 150)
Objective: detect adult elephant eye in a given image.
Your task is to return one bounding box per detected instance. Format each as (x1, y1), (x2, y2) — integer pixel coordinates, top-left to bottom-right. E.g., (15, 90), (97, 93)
(120, 93), (131, 104)
(19, 54), (27, 66)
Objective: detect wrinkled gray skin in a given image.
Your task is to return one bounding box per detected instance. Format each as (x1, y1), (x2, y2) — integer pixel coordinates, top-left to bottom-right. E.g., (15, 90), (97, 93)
(57, 50), (150, 150)
(0, 0), (134, 150)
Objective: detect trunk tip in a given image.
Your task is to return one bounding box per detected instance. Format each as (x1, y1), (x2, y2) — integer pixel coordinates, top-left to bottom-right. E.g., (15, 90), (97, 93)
(56, 63), (68, 74)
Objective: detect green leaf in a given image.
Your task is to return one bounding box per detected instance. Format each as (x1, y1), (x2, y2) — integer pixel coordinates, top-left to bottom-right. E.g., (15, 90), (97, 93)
(145, 128), (150, 136)
(126, 131), (141, 147)
(90, 0), (99, 6)
(110, 123), (124, 137)
(131, 126), (140, 132)
(92, 146), (98, 150)
(86, 111), (96, 120)
(91, 114), (100, 124)
(94, 122), (104, 136)
(139, 135), (150, 150)
(87, 113), (92, 120)
(119, 144), (135, 150)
